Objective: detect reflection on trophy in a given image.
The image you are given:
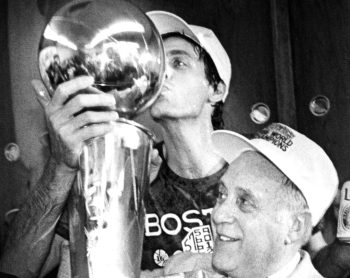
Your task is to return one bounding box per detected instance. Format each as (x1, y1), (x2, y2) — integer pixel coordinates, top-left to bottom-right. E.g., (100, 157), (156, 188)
(78, 120), (155, 278)
(38, 0), (165, 277)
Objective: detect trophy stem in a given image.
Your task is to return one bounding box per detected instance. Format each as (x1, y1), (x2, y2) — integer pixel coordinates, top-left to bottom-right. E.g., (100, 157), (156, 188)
(69, 119), (154, 278)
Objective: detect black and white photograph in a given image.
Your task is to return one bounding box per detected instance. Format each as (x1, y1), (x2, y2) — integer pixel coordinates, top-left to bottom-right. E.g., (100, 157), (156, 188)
(0, 0), (349, 277)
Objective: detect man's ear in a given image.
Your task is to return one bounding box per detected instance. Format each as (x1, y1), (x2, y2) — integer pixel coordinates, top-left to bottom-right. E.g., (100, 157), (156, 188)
(286, 211), (312, 245)
(208, 81), (226, 103)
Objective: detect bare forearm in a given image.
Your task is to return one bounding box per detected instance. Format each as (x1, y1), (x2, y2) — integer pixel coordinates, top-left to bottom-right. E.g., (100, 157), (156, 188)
(313, 240), (350, 278)
(0, 157), (76, 278)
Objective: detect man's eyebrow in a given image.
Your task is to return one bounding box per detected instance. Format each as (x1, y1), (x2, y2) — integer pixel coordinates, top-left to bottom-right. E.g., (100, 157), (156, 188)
(166, 49), (195, 58)
(236, 187), (252, 195)
(236, 187), (257, 201)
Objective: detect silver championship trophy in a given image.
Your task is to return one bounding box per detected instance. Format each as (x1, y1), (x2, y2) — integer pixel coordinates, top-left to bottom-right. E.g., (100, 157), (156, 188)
(38, 0), (165, 277)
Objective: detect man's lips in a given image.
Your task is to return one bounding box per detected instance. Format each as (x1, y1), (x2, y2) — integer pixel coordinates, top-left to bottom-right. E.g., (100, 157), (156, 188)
(216, 230), (240, 242)
(156, 86), (168, 97)
(217, 235), (240, 242)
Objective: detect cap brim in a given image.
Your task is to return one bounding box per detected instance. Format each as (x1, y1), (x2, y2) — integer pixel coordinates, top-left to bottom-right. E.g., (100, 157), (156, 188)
(212, 129), (297, 184)
(211, 130), (257, 163)
(212, 130), (296, 178)
(146, 11), (200, 45)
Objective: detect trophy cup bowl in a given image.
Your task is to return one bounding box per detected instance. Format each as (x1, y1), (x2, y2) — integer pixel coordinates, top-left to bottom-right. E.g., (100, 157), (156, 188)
(38, 1), (165, 277)
(38, 0), (165, 118)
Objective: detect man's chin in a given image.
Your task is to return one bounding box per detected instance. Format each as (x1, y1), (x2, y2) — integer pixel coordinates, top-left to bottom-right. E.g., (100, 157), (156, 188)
(149, 109), (175, 123)
(149, 109), (161, 121)
(149, 104), (166, 120)
(150, 114), (161, 122)
(212, 251), (239, 276)
(212, 252), (228, 271)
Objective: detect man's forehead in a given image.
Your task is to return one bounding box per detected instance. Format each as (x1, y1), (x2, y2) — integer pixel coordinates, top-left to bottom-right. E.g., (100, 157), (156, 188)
(163, 36), (199, 57)
(222, 151), (285, 189)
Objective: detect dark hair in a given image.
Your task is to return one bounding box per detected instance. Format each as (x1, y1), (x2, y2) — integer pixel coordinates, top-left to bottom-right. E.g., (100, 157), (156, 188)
(162, 33), (225, 130)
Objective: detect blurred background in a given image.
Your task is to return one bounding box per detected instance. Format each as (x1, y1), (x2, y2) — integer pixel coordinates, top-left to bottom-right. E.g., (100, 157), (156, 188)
(1, 0), (350, 251)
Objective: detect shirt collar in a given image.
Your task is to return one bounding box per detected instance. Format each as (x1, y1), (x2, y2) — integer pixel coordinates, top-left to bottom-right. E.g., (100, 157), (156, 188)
(267, 252), (301, 278)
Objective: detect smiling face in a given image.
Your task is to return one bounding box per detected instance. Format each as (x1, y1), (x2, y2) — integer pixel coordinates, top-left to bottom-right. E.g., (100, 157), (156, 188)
(150, 36), (214, 121)
(211, 151), (292, 278)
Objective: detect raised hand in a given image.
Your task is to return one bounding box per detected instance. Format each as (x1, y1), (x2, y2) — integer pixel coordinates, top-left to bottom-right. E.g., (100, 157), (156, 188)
(32, 76), (119, 169)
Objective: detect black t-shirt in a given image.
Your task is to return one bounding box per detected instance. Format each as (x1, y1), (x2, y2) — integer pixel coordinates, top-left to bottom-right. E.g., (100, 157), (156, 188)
(141, 159), (228, 270)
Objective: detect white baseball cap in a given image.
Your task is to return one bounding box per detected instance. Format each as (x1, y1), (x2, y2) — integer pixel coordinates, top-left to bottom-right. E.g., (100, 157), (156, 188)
(146, 10), (232, 101)
(211, 123), (338, 226)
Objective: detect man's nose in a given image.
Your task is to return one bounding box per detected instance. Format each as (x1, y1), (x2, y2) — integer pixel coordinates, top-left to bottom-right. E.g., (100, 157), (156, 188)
(212, 201), (237, 224)
(164, 61), (173, 79)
